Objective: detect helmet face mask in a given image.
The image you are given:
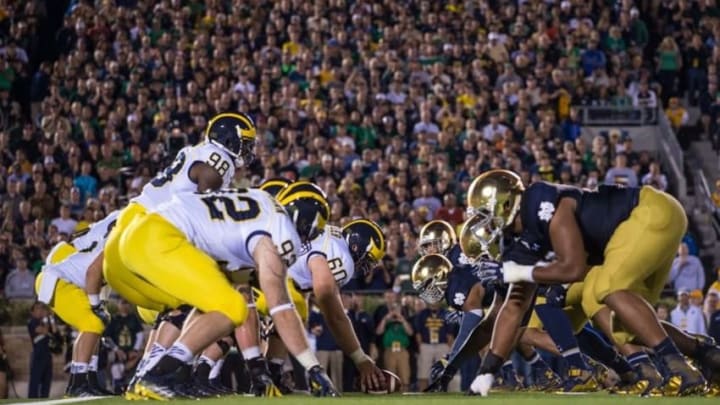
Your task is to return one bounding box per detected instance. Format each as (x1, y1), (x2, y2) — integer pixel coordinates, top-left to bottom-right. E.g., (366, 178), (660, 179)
(412, 254), (452, 304)
(418, 220), (457, 256)
(459, 209), (504, 261)
(466, 169), (524, 232)
(342, 219), (386, 276)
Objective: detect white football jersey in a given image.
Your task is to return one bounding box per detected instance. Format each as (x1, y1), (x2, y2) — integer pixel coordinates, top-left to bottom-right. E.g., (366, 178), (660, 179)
(289, 225), (356, 292)
(37, 210), (120, 303)
(155, 188), (301, 271)
(132, 143), (235, 210)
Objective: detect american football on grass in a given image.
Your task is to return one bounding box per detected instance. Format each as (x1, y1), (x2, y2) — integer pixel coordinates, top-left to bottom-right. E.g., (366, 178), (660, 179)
(366, 369), (401, 394)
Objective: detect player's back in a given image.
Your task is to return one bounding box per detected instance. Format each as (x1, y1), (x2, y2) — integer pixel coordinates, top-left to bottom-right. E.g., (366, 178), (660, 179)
(133, 143), (235, 210)
(44, 210), (120, 288)
(156, 188), (300, 271)
(289, 225), (356, 291)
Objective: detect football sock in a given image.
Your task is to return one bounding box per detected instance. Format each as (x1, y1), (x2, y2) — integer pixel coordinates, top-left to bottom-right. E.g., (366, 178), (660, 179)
(209, 358), (224, 380)
(653, 337), (681, 358)
(576, 326), (632, 375)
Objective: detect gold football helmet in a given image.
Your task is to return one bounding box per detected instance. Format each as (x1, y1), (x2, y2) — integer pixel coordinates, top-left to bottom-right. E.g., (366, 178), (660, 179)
(418, 220), (457, 256)
(412, 254), (453, 304)
(459, 211), (503, 261)
(466, 169), (525, 230)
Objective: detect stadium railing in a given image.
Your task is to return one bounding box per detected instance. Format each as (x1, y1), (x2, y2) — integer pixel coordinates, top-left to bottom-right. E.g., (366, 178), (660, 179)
(575, 105), (687, 201)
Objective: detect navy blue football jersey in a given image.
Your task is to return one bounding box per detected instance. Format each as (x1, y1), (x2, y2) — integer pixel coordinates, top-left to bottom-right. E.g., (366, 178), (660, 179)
(444, 266), (499, 311)
(503, 182), (640, 266)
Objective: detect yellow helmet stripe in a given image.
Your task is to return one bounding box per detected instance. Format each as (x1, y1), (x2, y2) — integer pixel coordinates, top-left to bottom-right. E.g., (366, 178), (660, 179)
(278, 190), (330, 217)
(205, 112), (256, 139)
(345, 219), (386, 254)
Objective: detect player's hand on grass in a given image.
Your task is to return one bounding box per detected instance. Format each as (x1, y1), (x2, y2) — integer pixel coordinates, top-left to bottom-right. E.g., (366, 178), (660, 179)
(357, 359), (386, 392)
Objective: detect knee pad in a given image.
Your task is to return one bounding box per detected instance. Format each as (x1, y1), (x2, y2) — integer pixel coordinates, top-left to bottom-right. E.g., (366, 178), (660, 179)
(162, 306), (192, 330)
(216, 339), (232, 355)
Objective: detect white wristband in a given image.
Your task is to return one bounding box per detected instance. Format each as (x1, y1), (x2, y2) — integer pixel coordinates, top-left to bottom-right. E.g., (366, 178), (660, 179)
(349, 349), (368, 366)
(502, 261), (535, 283)
(88, 294), (100, 306)
(296, 349), (320, 370)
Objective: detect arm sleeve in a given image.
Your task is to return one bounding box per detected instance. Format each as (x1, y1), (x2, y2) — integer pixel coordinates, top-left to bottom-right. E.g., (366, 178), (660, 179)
(446, 309), (484, 368)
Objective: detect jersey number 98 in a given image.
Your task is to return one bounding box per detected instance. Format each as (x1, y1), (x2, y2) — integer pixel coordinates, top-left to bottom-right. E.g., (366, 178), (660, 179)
(151, 152), (187, 187)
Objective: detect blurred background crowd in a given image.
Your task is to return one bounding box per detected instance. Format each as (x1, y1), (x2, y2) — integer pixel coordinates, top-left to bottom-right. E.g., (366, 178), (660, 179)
(1, 0), (720, 397)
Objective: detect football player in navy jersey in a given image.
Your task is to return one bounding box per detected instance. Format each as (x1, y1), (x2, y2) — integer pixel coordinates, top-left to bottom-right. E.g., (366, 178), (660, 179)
(412, 220), (561, 392)
(465, 169), (710, 397)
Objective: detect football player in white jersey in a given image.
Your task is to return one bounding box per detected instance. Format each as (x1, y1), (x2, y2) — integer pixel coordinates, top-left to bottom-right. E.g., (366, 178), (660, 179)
(102, 112), (256, 398)
(251, 181), (389, 392)
(34, 211), (119, 396)
(118, 188), (337, 399)
(103, 111), (256, 313)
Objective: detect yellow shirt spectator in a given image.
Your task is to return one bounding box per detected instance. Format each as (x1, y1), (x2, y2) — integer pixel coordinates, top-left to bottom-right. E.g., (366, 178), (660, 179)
(665, 98), (689, 130)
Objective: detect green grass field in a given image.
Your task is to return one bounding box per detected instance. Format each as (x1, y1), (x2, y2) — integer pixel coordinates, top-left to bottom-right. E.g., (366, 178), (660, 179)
(2, 392), (720, 405)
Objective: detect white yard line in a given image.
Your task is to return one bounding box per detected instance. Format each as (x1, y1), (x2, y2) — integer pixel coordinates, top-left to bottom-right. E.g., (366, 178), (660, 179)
(5, 396), (109, 405)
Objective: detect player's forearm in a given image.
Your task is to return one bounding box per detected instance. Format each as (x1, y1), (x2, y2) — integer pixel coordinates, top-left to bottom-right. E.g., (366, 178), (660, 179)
(318, 293), (365, 361)
(85, 253), (104, 299)
(446, 309), (485, 367)
(504, 261), (586, 284)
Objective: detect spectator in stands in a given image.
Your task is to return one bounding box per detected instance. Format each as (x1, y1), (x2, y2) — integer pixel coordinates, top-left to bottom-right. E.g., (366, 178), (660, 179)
(434, 193), (464, 228)
(656, 36), (682, 104)
(309, 308), (343, 392)
(665, 97), (690, 132)
(671, 289), (707, 335)
(709, 268), (720, 296)
(375, 298), (413, 392)
(685, 34), (709, 107)
(656, 303), (671, 323)
(414, 302), (452, 391)
(709, 300), (720, 342)
(704, 292), (719, 326)
(27, 302), (54, 398)
(712, 180), (720, 208)
(412, 184), (442, 221)
(604, 153), (638, 187)
(50, 204), (77, 236)
(4, 251), (35, 300)
(104, 299), (143, 394)
(632, 81), (658, 108)
(641, 161), (668, 191)
(341, 292), (375, 392)
(669, 242), (706, 292)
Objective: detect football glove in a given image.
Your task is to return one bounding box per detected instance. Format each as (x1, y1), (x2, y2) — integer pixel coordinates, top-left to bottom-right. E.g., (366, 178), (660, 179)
(425, 356), (457, 392)
(248, 357), (283, 397)
(308, 365), (340, 397)
(476, 260), (504, 288)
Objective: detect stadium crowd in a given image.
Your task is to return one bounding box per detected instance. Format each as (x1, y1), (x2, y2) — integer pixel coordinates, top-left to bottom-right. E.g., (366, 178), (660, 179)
(1, 0), (720, 397)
